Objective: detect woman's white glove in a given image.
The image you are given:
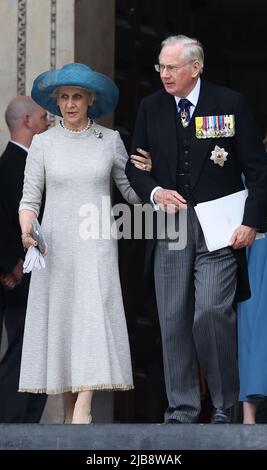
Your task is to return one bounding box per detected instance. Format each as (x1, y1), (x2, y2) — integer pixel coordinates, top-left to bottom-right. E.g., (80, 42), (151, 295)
(23, 246), (45, 273)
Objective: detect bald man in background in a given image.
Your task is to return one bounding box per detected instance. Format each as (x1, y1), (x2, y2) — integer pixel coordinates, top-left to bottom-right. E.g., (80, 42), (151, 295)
(0, 96), (48, 422)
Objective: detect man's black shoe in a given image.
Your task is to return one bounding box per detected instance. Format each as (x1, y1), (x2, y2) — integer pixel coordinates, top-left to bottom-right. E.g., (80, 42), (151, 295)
(211, 407), (231, 424)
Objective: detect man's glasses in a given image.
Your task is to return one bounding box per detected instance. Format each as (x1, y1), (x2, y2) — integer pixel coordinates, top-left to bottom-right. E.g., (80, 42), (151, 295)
(154, 62), (192, 73)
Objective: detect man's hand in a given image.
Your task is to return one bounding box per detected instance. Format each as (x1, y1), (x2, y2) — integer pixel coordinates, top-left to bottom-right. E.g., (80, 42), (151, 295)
(229, 225), (257, 249)
(154, 188), (187, 213)
(0, 259), (24, 290)
(0, 273), (17, 289)
(130, 148), (152, 172)
(12, 258), (24, 284)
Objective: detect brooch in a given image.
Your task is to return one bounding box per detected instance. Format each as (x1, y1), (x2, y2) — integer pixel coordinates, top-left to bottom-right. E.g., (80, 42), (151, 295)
(210, 145), (228, 167)
(93, 128), (103, 139)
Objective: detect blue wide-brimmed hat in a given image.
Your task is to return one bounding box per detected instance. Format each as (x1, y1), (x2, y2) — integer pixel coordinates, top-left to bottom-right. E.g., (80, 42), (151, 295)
(31, 63), (119, 119)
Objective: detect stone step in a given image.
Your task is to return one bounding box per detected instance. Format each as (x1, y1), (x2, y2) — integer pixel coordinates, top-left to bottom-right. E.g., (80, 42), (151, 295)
(1, 423), (267, 450)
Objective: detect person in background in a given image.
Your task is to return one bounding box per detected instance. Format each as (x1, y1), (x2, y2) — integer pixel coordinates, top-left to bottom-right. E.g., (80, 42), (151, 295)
(237, 131), (267, 424)
(0, 96), (48, 422)
(238, 237), (267, 423)
(126, 34), (267, 424)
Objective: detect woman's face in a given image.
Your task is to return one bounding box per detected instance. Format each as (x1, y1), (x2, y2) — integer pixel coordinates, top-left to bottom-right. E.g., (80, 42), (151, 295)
(56, 86), (93, 130)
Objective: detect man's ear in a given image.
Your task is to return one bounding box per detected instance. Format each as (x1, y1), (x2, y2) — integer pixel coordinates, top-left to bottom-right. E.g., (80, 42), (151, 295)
(191, 60), (201, 78)
(23, 113), (31, 128)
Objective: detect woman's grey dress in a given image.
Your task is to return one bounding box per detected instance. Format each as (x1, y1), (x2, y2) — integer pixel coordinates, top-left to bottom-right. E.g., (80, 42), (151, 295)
(19, 123), (140, 394)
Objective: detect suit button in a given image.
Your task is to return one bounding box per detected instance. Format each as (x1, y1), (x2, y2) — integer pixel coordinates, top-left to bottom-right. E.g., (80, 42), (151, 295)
(184, 150), (189, 155)
(185, 161), (189, 165)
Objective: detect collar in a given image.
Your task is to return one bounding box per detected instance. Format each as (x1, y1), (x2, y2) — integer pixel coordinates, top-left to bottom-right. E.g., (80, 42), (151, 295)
(10, 140), (29, 152)
(174, 78), (201, 109)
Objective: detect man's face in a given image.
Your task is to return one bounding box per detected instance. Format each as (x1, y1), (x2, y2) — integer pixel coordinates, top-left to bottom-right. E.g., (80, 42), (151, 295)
(30, 106), (49, 134)
(159, 44), (200, 97)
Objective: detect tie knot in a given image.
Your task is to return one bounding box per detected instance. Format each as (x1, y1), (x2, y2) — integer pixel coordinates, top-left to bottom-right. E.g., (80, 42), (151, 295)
(178, 98), (191, 110)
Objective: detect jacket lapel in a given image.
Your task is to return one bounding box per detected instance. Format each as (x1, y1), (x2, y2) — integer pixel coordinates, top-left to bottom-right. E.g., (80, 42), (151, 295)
(190, 81), (218, 189)
(156, 92), (178, 185)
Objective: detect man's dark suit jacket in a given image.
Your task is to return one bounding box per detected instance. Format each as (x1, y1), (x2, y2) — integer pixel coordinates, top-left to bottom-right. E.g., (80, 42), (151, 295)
(0, 141), (46, 423)
(126, 79), (267, 301)
(0, 142), (29, 304)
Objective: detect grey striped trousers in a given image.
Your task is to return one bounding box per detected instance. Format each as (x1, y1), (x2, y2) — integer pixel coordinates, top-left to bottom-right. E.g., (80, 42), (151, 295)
(154, 206), (239, 423)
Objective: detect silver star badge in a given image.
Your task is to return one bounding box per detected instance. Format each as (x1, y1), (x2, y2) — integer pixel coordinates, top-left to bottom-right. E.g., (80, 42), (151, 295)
(210, 145), (228, 167)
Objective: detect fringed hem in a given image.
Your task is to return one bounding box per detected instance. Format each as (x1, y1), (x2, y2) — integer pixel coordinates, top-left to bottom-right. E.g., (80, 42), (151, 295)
(19, 383), (134, 395)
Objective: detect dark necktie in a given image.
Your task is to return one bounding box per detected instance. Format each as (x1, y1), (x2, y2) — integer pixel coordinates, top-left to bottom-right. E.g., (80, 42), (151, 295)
(178, 98), (191, 128)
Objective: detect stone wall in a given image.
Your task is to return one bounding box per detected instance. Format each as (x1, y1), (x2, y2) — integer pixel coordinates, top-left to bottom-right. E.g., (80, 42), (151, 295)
(0, 0), (75, 153)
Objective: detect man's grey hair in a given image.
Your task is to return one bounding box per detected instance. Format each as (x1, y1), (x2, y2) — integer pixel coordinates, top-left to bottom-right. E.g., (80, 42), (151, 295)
(160, 35), (204, 73)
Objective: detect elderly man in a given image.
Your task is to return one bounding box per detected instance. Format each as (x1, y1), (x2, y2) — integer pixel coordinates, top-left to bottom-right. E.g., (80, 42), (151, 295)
(126, 34), (267, 424)
(0, 96), (48, 422)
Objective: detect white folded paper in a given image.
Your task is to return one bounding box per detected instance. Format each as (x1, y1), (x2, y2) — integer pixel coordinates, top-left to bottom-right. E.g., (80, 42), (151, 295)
(23, 246), (46, 273)
(194, 189), (264, 252)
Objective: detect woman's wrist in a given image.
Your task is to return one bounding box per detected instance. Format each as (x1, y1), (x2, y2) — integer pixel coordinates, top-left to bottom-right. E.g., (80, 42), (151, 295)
(21, 232), (32, 239)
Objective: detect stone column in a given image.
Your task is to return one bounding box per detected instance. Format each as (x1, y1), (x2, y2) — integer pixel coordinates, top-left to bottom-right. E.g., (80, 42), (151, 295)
(0, 0), (74, 153)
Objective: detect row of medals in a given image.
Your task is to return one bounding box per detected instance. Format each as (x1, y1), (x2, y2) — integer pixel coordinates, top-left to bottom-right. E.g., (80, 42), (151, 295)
(195, 114), (235, 139)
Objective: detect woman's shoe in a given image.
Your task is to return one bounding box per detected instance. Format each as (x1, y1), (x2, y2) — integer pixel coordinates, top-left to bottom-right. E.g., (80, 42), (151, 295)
(72, 412), (92, 424)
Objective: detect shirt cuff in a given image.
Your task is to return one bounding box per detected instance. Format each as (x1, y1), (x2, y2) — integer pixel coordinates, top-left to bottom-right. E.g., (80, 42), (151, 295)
(150, 186), (162, 211)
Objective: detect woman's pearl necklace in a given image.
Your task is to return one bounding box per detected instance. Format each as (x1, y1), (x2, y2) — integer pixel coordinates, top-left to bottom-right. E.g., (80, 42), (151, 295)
(60, 117), (92, 133)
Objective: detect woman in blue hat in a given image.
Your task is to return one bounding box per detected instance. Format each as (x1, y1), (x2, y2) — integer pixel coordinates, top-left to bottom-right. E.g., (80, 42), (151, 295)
(18, 63), (150, 424)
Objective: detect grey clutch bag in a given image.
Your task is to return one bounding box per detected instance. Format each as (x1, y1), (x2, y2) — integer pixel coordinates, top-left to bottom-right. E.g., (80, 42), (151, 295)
(31, 219), (47, 254)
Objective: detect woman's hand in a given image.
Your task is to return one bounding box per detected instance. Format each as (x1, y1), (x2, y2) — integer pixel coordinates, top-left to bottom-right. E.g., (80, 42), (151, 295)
(21, 232), (38, 251)
(130, 148), (152, 172)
